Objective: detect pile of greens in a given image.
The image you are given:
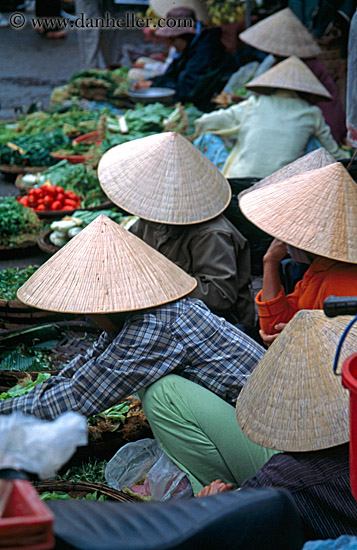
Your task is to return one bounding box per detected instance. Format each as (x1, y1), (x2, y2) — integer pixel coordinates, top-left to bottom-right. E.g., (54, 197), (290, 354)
(0, 265), (38, 300)
(0, 373), (51, 401)
(0, 108), (110, 167)
(59, 459), (108, 485)
(52, 68), (131, 106)
(40, 490), (106, 501)
(0, 197), (41, 247)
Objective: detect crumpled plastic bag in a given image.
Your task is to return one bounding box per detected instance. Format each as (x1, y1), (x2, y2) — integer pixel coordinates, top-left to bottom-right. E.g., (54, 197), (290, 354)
(0, 412), (88, 479)
(105, 438), (193, 501)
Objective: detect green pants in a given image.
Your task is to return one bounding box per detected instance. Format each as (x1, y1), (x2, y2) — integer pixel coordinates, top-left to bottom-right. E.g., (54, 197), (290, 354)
(140, 375), (277, 495)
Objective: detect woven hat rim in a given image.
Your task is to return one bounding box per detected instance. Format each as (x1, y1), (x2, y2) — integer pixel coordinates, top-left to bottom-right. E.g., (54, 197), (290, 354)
(246, 84), (331, 101)
(98, 132), (232, 225)
(16, 215), (198, 313)
(238, 7), (321, 58)
(235, 310), (352, 451)
(239, 162), (357, 264)
(17, 284), (197, 314)
(101, 189), (232, 225)
(245, 56), (331, 100)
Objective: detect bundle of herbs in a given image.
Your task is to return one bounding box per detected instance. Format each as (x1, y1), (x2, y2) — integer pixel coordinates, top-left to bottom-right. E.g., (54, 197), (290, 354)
(0, 197), (41, 247)
(0, 265), (38, 301)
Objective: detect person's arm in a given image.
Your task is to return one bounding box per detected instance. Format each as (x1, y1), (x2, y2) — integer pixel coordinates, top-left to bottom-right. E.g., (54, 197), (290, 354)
(256, 240), (301, 337)
(0, 316), (186, 420)
(188, 230), (242, 314)
(58, 331), (111, 378)
(312, 107), (349, 158)
(195, 101), (246, 137)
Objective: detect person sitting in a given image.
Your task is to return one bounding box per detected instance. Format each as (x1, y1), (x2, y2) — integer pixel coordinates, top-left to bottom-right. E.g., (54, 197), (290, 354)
(238, 7), (347, 144)
(98, 131), (255, 326)
(141, 310), (357, 541)
(238, 161), (357, 345)
(194, 56), (347, 178)
(0, 214), (264, 454)
(133, 7), (236, 111)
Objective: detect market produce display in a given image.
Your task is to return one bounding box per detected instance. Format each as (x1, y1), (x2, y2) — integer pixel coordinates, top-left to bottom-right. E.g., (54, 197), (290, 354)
(0, 197), (41, 247)
(17, 160), (107, 209)
(51, 68), (131, 107)
(18, 184), (82, 212)
(0, 266), (38, 301)
(0, 372), (51, 400)
(0, 108), (111, 168)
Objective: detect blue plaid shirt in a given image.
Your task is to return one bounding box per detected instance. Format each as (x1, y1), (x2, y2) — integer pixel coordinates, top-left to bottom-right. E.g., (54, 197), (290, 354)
(0, 298), (264, 420)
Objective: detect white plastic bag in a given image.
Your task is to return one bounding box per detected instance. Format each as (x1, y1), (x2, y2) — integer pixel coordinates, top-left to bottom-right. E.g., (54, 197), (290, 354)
(105, 438), (193, 501)
(0, 412), (88, 479)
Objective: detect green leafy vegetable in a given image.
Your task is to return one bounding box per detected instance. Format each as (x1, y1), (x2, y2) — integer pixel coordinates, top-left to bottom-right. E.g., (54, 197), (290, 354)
(59, 459), (108, 484)
(0, 265), (38, 300)
(0, 373), (51, 401)
(0, 198), (41, 247)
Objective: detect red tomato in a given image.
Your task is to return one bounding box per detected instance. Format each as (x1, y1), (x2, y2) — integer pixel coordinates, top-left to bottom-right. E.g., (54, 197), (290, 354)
(55, 186), (64, 194)
(62, 205), (75, 211)
(44, 195), (53, 208)
(46, 185), (57, 196)
(27, 195), (37, 206)
(35, 204), (47, 211)
(64, 199), (79, 208)
(37, 198), (45, 206)
(18, 196), (29, 207)
(28, 188), (36, 196)
(56, 193), (65, 204)
(50, 201), (62, 211)
(33, 188), (43, 198)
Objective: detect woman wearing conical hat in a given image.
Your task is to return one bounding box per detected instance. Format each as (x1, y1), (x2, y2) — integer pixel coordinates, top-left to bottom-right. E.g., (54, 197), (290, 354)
(239, 161), (357, 346)
(98, 132), (255, 328)
(195, 56), (347, 178)
(238, 7), (347, 143)
(141, 311), (357, 540)
(0, 212), (266, 479)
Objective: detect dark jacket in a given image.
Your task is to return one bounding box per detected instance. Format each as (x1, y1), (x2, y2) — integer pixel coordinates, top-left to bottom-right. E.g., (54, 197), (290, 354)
(242, 444), (357, 541)
(151, 28), (233, 109)
(130, 214), (255, 325)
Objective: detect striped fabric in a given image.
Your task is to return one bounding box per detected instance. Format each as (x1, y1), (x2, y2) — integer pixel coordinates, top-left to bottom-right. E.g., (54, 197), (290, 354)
(241, 444), (357, 540)
(0, 298), (264, 420)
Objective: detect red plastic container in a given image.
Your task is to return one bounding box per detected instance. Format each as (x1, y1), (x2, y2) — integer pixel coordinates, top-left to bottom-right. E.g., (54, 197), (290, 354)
(0, 479), (54, 549)
(342, 353), (357, 500)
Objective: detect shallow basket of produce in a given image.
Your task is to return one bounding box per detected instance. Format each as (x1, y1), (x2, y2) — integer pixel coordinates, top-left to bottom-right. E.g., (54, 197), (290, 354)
(0, 198), (42, 258)
(61, 399), (153, 470)
(33, 481), (137, 503)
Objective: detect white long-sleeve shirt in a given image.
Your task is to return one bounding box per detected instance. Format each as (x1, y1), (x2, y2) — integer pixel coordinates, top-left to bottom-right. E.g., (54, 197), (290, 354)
(195, 91), (347, 178)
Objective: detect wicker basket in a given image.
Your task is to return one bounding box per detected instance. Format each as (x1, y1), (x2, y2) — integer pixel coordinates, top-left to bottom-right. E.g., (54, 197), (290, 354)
(37, 229), (60, 255)
(33, 480), (137, 502)
(0, 297), (81, 325)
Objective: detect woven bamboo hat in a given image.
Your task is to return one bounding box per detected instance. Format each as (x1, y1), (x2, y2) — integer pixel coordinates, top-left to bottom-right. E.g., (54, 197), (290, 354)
(98, 132), (231, 225)
(150, 0), (209, 24)
(236, 310), (356, 452)
(239, 162), (357, 263)
(239, 8), (321, 59)
(246, 56), (331, 100)
(239, 148), (335, 198)
(17, 215), (196, 314)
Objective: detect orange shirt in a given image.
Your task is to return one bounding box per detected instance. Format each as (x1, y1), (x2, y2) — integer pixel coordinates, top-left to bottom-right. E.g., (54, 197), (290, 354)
(256, 258), (357, 335)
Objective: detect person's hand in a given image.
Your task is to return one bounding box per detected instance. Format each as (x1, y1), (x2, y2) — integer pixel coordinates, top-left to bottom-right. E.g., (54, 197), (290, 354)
(133, 80), (153, 90)
(263, 239), (287, 264)
(259, 323), (287, 347)
(197, 479), (234, 498)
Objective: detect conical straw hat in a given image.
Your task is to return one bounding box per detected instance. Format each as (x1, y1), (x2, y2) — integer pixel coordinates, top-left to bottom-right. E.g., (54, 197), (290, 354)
(239, 148), (335, 198)
(236, 310), (356, 451)
(246, 56), (331, 100)
(98, 132), (231, 225)
(239, 162), (357, 263)
(150, 0), (209, 23)
(17, 215), (196, 314)
(239, 7), (321, 58)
